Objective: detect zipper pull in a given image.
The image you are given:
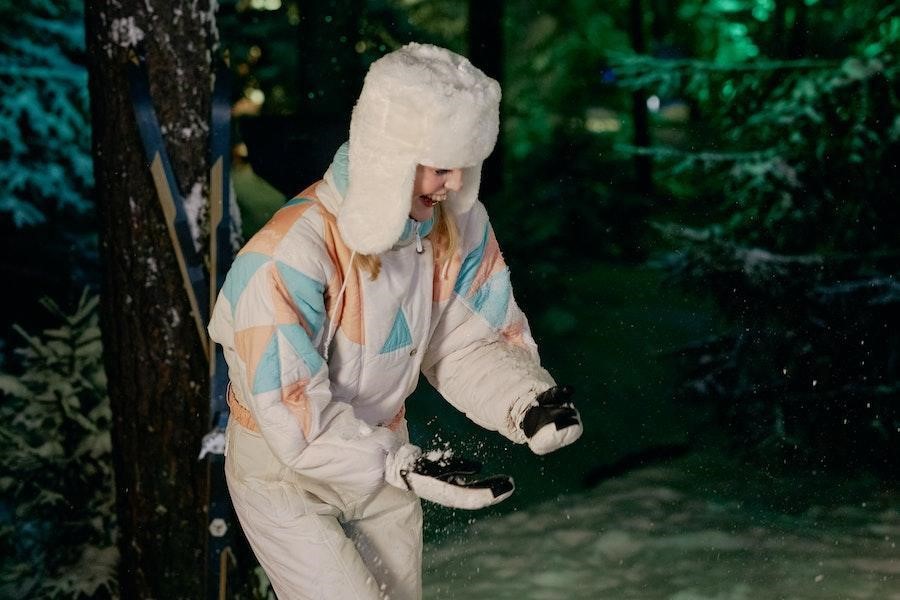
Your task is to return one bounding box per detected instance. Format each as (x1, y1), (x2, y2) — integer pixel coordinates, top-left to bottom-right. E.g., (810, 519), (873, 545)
(414, 222), (424, 254)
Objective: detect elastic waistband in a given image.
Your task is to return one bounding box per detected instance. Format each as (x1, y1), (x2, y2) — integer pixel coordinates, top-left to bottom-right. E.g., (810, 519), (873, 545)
(228, 383), (407, 435)
(227, 385), (260, 432)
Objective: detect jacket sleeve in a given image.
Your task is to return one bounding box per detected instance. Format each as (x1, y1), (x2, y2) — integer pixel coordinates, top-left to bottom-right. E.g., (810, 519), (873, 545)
(421, 201), (556, 444)
(209, 204), (399, 497)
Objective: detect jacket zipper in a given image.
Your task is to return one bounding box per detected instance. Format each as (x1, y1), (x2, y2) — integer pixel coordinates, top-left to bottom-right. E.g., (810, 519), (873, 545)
(414, 221), (424, 254)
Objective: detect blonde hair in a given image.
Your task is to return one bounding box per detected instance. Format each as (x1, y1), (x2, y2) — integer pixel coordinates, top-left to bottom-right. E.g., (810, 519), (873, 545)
(355, 203), (459, 280)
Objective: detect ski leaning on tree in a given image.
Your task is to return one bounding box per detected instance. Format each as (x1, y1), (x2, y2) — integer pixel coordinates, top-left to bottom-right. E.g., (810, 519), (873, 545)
(208, 43), (583, 599)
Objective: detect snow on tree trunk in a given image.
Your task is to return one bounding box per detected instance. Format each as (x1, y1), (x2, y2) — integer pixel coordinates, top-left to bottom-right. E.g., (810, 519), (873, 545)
(85, 1), (218, 597)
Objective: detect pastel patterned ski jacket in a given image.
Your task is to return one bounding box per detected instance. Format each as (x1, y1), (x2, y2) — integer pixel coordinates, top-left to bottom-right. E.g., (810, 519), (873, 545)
(208, 144), (556, 500)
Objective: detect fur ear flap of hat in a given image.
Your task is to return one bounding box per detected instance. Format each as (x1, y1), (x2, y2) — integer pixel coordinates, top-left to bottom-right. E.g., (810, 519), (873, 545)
(338, 42), (501, 255)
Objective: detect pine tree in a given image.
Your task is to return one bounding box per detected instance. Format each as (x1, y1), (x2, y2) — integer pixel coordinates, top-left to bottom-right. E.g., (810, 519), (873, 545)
(0, 0), (93, 227)
(612, 3), (899, 473)
(0, 292), (116, 599)
(0, 0), (99, 336)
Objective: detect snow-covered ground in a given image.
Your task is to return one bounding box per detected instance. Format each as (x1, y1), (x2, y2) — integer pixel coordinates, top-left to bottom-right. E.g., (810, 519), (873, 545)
(423, 458), (898, 599)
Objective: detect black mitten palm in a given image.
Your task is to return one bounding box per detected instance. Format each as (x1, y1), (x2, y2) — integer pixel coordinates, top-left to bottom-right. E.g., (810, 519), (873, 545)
(389, 448), (515, 510)
(521, 385), (583, 455)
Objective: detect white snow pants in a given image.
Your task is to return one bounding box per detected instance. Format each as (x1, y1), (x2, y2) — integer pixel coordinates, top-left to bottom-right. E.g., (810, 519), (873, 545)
(224, 420), (423, 600)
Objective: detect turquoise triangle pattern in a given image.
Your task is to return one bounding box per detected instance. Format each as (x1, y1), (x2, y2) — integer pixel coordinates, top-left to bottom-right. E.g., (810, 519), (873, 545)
(222, 252), (269, 309)
(471, 268), (512, 328)
(275, 261), (326, 337)
(380, 307), (413, 354)
(252, 333), (282, 394)
(277, 323), (324, 375)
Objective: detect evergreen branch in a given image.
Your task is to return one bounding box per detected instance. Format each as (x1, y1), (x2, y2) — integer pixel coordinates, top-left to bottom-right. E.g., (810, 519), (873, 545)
(0, 426), (59, 471)
(814, 277), (900, 304)
(659, 230), (900, 266)
(609, 54), (840, 73)
(0, 65), (87, 82)
(615, 143), (777, 163)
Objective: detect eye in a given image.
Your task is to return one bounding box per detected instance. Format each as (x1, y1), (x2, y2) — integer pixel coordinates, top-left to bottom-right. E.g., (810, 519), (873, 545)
(433, 169), (450, 176)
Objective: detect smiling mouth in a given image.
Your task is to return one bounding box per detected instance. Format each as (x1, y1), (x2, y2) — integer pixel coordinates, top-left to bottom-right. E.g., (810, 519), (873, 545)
(420, 194), (448, 207)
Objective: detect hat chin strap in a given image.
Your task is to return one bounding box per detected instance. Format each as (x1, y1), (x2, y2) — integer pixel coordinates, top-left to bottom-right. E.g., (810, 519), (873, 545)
(322, 250), (357, 361)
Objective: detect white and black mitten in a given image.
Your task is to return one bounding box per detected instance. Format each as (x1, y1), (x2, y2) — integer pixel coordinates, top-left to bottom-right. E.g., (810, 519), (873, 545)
(521, 385), (583, 455)
(386, 445), (514, 510)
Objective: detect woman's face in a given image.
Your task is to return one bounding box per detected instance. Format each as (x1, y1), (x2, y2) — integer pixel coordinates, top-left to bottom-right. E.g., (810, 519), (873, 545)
(409, 165), (463, 222)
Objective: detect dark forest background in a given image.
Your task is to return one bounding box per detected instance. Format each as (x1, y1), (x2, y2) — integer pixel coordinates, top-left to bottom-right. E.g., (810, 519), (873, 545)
(0, 0), (897, 597)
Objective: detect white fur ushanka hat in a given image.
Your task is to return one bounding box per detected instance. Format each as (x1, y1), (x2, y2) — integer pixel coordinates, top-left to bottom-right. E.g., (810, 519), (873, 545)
(337, 42), (501, 255)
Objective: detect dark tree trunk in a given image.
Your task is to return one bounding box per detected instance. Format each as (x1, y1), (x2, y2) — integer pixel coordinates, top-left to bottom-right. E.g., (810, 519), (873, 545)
(467, 0), (503, 198)
(85, 2), (217, 597)
(628, 0), (653, 194)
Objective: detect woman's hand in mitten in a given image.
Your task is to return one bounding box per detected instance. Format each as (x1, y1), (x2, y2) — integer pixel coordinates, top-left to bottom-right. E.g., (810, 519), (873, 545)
(520, 385), (583, 455)
(385, 445), (514, 510)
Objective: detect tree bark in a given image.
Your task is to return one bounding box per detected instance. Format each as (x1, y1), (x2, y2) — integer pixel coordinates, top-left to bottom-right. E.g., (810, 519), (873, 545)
(85, 2), (217, 597)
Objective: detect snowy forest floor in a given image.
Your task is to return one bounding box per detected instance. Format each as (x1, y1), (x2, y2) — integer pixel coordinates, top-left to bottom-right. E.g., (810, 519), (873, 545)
(422, 452), (899, 600)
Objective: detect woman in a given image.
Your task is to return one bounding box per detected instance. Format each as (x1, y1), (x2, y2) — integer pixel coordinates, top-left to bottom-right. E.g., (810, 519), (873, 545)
(209, 42), (583, 599)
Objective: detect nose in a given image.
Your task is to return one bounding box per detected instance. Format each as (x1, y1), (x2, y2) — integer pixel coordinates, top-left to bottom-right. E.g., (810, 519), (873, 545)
(444, 169), (463, 192)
